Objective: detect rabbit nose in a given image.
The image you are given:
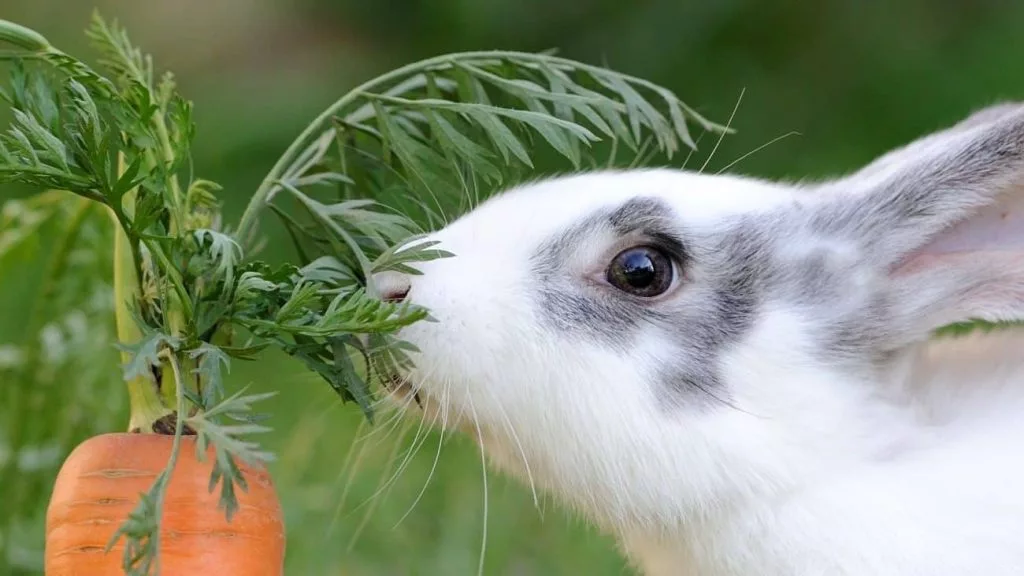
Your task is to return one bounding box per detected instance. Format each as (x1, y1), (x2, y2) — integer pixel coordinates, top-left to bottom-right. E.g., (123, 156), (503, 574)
(372, 271), (411, 303)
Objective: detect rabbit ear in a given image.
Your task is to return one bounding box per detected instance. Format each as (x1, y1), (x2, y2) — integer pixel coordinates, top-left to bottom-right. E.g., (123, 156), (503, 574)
(818, 102), (1024, 340)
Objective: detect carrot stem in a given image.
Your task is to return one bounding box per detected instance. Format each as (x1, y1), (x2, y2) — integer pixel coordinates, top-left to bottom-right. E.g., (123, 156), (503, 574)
(112, 151), (172, 433)
(144, 350), (189, 574)
(112, 206), (171, 432)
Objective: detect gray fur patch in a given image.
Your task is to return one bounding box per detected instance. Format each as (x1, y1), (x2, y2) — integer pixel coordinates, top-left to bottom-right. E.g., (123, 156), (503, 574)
(531, 198), (673, 348)
(531, 197), (764, 407)
(530, 195), (900, 409)
(527, 102), (1024, 411)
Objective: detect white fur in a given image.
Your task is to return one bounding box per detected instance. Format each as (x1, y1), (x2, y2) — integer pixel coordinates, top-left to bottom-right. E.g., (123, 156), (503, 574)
(622, 322), (1024, 576)
(378, 148), (1024, 574)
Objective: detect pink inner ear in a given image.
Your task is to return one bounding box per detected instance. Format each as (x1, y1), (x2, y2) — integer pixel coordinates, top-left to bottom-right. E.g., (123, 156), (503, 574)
(921, 190), (1024, 254)
(894, 190), (1024, 276)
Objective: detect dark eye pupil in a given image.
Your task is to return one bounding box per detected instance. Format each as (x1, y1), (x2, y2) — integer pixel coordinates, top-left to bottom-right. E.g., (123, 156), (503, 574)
(606, 246), (675, 297)
(619, 252), (656, 287)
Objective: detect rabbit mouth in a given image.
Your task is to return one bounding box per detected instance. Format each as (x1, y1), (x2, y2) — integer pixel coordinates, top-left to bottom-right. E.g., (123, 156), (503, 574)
(382, 372), (423, 409)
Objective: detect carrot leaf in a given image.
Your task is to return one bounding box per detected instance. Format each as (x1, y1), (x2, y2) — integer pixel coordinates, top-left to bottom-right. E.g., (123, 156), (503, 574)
(105, 472), (166, 576)
(188, 342), (231, 409)
(116, 329), (181, 384)
(188, 389), (277, 520)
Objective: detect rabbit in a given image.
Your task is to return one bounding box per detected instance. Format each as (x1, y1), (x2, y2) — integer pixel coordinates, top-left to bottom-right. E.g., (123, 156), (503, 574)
(371, 101), (1024, 576)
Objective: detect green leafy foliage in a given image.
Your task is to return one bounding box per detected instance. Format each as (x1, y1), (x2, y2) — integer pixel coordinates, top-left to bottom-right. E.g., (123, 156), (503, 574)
(117, 329), (181, 383)
(0, 13), (430, 574)
(0, 11), (724, 576)
(239, 50), (730, 254)
(107, 471), (166, 576)
(189, 389), (277, 520)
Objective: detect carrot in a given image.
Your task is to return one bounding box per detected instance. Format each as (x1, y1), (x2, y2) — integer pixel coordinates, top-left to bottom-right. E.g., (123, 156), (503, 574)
(45, 433), (285, 575)
(0, 14), (299, 572)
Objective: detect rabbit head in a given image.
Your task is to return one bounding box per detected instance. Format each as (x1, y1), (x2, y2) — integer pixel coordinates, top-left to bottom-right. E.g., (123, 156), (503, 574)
(372, 102), (1024, 535)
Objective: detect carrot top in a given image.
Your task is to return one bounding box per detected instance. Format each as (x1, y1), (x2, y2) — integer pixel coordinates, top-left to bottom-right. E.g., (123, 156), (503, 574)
(0, 9), (722, 575)
(0, 13), (433, 573)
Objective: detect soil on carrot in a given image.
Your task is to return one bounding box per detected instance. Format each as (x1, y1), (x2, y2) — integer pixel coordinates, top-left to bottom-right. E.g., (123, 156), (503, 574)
(131, 412), (198, 436)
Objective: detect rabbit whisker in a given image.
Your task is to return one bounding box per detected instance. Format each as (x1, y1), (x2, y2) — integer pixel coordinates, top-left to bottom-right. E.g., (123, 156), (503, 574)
(393, 378), (453, 529)
(466, 391), (490, 576)
(699, 87), (745, 174)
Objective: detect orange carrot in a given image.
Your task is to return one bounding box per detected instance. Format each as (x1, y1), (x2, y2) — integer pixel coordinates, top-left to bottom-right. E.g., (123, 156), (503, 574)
(45, 433), (285, 575)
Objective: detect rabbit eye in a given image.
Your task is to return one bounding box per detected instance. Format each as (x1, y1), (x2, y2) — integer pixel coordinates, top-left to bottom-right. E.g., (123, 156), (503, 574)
(606, 246), (674, 297)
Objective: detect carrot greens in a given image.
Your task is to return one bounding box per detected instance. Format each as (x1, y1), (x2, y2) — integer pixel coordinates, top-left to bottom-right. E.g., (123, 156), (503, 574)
(0, 11), (723, 574)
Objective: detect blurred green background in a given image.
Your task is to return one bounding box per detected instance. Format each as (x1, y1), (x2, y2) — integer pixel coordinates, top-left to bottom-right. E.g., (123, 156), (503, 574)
(2, 0), (1023, 574)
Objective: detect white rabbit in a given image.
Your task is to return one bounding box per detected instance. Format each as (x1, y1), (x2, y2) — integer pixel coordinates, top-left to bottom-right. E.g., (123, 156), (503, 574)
(372, 102), (1024, 575)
